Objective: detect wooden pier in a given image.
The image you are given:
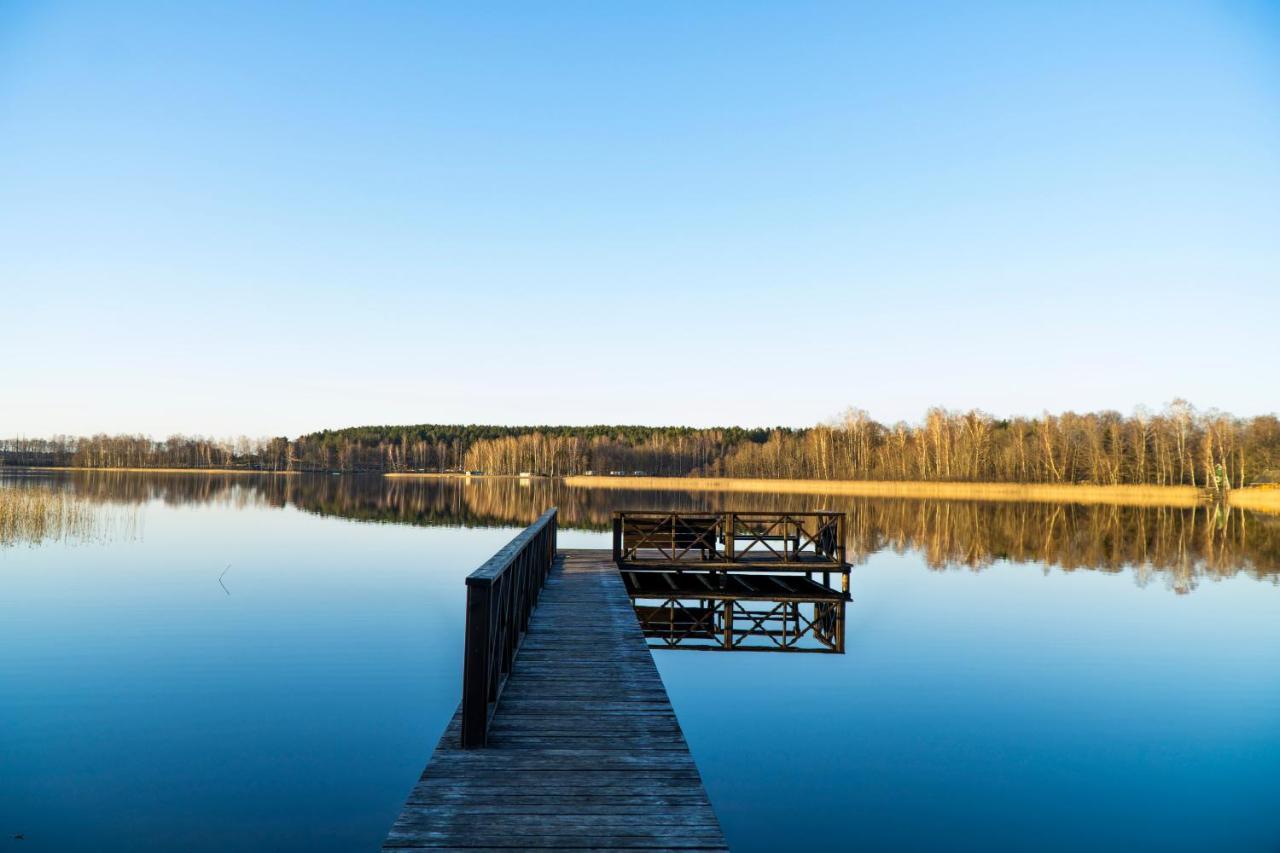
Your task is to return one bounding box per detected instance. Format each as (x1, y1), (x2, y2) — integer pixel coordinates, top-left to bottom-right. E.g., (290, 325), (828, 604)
(383, 509), (849, 850)
(383, 544), (728, 849)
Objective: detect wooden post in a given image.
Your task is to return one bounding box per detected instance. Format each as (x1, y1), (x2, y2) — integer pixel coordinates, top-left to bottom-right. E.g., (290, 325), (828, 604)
(612, 513), (623, 562)
(724, 512), (735, 563)
(461, 579), (491, 748)
(835, 601), (846, 654)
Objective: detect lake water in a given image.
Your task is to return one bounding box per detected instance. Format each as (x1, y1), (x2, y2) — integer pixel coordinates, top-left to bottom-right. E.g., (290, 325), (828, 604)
(2, 472), (1278, 851)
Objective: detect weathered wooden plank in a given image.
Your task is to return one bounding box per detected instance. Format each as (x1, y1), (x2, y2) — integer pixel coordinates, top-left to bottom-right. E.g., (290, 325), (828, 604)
(404, 788), (716, 804)
(483, 732), (696, 742)
(487, 715), (681, 727)
(398, 804), (721, 817)
(382, 549), (726, 851)
(384, 835), (727, 845)
(423, 754), (700, 771)
(390, 814), (725, 831)
(406, 777), (717, 795)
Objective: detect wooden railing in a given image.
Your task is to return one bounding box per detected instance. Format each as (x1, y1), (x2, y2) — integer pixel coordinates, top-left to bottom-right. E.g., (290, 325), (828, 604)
(461, 507), (558, 748)
(612, 510), (846, 568)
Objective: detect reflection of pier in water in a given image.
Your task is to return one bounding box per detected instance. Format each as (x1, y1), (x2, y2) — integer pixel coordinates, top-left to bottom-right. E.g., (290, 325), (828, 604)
(625, 571), (847, 653)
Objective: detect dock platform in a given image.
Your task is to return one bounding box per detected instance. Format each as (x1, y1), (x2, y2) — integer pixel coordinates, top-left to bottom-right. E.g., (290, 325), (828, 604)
(382, 549), (728, 851)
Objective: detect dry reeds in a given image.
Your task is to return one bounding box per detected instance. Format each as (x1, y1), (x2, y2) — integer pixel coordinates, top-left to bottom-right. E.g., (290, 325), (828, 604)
(0, 485), (119, 546)
(1225, 486), (1280, 515)
(561, 476), (1213, 508)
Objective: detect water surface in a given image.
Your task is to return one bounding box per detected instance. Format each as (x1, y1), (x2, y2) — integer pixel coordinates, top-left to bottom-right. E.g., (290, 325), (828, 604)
(2, 472), (1277, 850)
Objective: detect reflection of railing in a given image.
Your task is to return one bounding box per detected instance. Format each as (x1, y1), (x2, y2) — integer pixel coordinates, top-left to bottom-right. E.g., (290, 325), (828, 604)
(461, 507), (558, 748)
(624, 571), (846, 653)
(612, 510), (847, 568)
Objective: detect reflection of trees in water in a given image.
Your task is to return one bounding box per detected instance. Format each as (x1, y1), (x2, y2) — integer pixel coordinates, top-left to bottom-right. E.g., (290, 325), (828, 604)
(6, 471), (1277, 590)
(839, 498), (1277, 593)
(11, 469), (281, 510)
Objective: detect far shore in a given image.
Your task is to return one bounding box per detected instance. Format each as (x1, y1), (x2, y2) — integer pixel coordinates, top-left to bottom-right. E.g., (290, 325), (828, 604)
(5, 466), (1278, 512)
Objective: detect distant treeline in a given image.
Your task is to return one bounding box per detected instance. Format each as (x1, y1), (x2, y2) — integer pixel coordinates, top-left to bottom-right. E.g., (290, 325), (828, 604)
(4, 401), (1279, 486)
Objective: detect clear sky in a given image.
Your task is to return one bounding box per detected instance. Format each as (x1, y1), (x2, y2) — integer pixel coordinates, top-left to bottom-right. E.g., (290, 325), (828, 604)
(2, 1), (1278, 438)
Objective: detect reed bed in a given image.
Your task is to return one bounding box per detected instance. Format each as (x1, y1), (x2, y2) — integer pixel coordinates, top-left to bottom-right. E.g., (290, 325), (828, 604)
(1225, 485), (1280, 515)
(0, 485), (119, 546)
(561, 476), (1220, 508)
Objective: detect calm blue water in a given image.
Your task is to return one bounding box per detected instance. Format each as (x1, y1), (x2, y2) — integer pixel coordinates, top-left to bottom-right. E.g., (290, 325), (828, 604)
(662, 555), (1280, 851)
(2, 474), (1278, 851)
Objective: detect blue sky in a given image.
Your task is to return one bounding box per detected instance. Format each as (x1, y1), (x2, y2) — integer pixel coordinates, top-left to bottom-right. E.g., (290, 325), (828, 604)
(2, 1), (1277, 437)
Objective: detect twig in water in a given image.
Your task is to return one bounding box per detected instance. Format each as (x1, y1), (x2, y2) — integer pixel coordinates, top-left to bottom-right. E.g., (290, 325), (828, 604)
(218, 563), (231, 596)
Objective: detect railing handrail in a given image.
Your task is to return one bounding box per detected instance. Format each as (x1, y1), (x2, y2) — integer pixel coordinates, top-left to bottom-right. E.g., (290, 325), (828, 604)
(467, 508), (559, 584)
(612, 509), (847, 567)
(461, 507), (558, 748)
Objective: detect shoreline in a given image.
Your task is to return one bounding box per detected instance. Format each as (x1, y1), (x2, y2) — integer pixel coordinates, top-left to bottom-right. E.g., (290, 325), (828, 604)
(5, 466), (1278, 511)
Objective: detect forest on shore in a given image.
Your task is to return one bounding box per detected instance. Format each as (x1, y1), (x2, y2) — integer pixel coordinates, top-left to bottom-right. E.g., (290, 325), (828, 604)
(3, 401), (1279, 488)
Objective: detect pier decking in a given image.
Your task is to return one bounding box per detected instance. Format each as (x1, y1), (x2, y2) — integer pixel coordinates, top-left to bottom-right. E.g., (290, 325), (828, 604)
(382, 549), (728, 851)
